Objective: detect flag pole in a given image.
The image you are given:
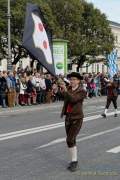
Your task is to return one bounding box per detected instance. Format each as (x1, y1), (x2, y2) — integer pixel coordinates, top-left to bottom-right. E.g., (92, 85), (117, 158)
(7, 0), (12, 71)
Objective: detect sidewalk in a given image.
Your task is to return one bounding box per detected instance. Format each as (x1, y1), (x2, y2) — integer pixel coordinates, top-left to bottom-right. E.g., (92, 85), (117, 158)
(0, 102), (62, 115)
(0, 96), (107, 115)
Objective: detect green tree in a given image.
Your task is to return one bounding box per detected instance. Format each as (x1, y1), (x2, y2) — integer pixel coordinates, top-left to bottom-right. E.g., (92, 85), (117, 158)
(0, 0), (7, 59)
(48, 0), (114, 70)
(0, 0), (57, 64)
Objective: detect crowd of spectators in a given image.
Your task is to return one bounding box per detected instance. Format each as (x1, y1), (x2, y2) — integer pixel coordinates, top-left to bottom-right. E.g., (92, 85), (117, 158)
(82, 72), (120, 98)
(0, 67), (120, 108)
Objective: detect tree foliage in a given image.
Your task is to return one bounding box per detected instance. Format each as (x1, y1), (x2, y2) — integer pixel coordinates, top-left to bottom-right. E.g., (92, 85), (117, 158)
(0, 0), (114, 68)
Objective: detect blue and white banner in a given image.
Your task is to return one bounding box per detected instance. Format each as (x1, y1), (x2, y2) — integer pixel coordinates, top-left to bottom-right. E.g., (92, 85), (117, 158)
(107, 49), (118, 78)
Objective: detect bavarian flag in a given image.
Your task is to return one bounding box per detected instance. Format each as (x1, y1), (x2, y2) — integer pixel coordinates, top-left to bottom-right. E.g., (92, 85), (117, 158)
(22, 3), (55, 75)
(107, 49), (118, 78)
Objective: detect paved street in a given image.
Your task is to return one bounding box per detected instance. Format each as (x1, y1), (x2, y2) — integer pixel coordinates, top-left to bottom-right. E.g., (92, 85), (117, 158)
(0, 96), (120, 180)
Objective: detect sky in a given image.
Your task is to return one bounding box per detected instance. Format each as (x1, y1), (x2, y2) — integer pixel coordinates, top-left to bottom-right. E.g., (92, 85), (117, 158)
(86, 0), (120, 23)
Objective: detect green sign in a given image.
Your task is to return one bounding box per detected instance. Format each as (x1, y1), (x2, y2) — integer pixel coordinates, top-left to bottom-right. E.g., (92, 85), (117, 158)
(53, 39), (68, 75)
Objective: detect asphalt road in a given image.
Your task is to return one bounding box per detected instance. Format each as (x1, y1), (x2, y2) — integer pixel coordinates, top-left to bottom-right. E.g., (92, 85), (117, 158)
(0, 96), (120, 180)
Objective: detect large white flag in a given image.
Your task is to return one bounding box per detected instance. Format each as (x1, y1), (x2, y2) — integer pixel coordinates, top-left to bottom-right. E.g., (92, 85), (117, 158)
(22, 3), (55, 75)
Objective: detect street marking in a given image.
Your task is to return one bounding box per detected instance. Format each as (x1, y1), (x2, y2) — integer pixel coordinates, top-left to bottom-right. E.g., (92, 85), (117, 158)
(51, 107), (120, 115)
(0, 111), (120, 141)
(52, 110), (104, 115)
(35, 137), (66, 149)
(84, 110), (120, 122)
(36, 126), (120, 149)
(35, 133), (86, 149)
(0, 123), (63, 141)
(107, 146), (120, 154)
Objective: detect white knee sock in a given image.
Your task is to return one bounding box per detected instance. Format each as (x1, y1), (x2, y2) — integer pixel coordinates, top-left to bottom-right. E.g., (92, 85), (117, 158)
(115, 109), (117, 114)
(69, 146), (77, 162)
(104, 108), (108, 115)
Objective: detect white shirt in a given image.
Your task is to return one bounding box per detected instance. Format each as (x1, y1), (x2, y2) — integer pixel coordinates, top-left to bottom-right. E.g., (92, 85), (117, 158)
(20, 82), (27, 94)
(31, 76), (37, 86)
(35, 77), (40, 87)
(39, 78), (46, 90)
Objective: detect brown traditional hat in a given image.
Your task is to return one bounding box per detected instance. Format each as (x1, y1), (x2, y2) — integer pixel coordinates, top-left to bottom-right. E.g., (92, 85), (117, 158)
(67, 72), (83, 80)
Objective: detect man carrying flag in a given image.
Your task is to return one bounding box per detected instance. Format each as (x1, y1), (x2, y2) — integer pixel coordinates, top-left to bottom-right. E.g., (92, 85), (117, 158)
(60, 72), (86, 172)
(101, 49), (119, 118)
(101, 79), (118, 118)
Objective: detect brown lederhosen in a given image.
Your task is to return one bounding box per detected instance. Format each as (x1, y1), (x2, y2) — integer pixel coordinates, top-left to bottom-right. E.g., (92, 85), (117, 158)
(106, 96), (118, 109)
(65, 114), (83, 148)
(46, 90), (52, 103)
(7, 88), (16, 107)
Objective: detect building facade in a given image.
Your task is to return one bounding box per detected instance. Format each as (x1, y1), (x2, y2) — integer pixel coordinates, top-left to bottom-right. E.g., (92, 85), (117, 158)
(72, 21), (120, 74)
(110, 21), (120, 61)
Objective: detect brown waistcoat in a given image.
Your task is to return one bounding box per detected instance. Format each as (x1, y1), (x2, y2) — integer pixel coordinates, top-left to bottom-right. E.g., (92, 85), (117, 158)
(61, 86), (86, 120)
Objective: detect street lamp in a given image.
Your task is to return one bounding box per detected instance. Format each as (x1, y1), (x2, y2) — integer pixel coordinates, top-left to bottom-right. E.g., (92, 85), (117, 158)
(7, 0), (12, 71)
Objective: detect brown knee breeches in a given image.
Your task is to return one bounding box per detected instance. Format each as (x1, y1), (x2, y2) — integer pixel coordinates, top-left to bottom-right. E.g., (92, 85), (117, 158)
(106, 96), (118, 109)
(65, 115), (83, 148)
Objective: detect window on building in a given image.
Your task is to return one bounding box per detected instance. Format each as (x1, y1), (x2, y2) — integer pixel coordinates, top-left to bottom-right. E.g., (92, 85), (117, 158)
(68, 63), (72, 71)
(115, 35), (118, 43)
(86, 64), (88, 73)
(97, 64), (99, 73)
(102, 64), (104, 73)
(92, 64), (94, 72)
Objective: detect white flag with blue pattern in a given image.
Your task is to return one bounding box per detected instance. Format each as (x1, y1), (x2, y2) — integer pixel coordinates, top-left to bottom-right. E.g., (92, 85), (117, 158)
(107, 49), (118, 78)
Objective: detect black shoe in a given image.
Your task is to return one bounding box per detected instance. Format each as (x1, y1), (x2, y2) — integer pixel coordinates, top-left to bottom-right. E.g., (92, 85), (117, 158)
(114, 113), (117, 117)
(67, 161), (78, 172)
(101, 113), (106, 118)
